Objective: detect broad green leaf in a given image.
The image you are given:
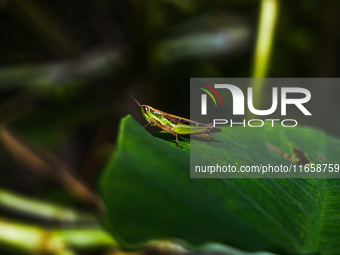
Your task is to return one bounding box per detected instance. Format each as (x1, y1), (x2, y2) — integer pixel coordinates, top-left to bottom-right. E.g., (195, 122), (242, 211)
(99, 115), (340, 255)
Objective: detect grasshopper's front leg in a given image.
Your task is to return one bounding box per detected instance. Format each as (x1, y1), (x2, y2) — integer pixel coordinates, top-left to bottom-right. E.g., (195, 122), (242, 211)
(144, 122), (151, 129)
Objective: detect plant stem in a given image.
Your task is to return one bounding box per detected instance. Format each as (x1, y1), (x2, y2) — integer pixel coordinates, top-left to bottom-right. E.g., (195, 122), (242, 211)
(0, 189), (97, 224)
(250, 0), (278, 118)
(0, 217), (116, 254)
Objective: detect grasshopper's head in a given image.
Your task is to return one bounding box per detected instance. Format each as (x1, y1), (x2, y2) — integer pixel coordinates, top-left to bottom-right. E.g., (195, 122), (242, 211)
(131, 96), (152, 122)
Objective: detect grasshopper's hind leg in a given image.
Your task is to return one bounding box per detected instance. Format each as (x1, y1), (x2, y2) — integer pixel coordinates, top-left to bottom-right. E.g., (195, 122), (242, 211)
(164, 128), (184, 148)
(179, 135), (190, 141)
(192, 132), (212, 140)
(175, 133), (183, 149)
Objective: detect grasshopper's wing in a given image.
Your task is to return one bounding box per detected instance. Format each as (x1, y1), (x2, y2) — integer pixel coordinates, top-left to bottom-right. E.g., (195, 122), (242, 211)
(164, 113), (222, 134)
(164, 114), (204, 126)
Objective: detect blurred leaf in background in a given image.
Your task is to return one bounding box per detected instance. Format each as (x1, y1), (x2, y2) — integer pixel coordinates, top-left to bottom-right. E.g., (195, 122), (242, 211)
(1, 0), (340, 254)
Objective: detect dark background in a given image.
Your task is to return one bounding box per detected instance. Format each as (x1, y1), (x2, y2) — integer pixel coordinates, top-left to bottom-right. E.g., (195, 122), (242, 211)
(0, 0), (340, 210)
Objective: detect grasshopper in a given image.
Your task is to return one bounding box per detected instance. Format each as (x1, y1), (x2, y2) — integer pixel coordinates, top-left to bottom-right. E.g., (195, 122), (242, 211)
(132, 96), (222, 148)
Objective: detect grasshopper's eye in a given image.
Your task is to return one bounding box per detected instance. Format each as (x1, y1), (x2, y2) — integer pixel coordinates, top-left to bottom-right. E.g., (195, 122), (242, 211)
(143, 106), (149, 111)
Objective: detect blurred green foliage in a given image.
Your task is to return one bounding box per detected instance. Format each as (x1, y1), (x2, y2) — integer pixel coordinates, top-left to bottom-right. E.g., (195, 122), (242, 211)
(1, 0), (340, 254)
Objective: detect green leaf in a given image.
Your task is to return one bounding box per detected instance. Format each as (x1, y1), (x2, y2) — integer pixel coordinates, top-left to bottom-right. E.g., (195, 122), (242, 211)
(99, 115), (340, 255)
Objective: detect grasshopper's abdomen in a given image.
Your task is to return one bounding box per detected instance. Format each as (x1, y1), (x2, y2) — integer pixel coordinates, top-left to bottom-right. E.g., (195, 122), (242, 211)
(173, 125), (221, 135)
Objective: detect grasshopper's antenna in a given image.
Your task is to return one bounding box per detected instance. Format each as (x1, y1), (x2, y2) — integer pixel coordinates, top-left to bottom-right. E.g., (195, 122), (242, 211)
(131, 95), (141, 107)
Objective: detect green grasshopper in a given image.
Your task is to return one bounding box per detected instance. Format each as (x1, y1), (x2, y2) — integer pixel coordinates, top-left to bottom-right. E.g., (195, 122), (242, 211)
(132, 96), (222, 148)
